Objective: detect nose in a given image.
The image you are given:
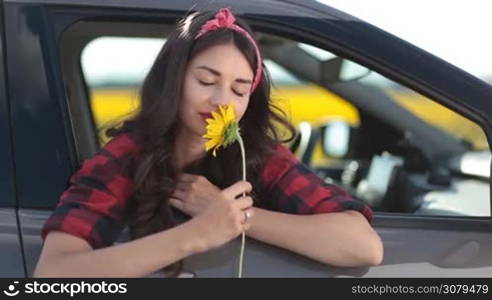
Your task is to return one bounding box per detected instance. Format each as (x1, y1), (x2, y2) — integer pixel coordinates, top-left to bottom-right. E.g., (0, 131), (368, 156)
(209, 85), (231, 107)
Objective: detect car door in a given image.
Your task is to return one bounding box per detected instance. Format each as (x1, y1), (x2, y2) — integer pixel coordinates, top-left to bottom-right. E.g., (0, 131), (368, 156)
(275, 1), (492, 277)
(8, 0), (492, 277)
(0, 0), (24, 278)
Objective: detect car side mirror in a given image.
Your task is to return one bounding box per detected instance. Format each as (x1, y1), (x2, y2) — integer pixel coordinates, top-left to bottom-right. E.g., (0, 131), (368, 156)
(320, 120), (356, 159)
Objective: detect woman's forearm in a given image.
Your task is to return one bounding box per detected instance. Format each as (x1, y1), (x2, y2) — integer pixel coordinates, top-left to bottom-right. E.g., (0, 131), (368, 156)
(245, 208), (383, 267)
(34, 220), (205, 278)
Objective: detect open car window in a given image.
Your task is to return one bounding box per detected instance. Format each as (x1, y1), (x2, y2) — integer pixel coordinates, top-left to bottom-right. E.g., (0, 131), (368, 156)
(80, 33), (490, 218)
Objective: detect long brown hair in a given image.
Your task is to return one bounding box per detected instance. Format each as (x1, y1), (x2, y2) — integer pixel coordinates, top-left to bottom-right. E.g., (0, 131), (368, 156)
(107, 9), (295, 276)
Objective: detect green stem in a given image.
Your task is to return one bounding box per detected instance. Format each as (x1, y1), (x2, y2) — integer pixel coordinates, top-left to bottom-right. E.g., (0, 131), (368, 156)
(237, 132), (246, 185)
(236, 129), (246, 278)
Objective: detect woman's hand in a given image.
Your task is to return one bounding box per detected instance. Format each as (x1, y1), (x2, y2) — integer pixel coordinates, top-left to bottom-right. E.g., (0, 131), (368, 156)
(168, 174), (227, 217)
(179, 180), (255, 252)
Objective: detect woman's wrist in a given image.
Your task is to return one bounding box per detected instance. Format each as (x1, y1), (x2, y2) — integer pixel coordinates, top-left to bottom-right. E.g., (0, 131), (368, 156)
(174, 218), (209, 256)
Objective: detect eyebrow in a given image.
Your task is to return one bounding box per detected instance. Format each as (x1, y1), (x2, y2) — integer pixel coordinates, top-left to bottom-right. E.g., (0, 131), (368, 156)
(195, 65), (252, 84)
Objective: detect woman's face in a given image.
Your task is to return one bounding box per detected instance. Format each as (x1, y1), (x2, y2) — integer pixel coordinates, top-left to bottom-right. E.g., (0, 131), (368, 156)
(179, 42), (254, 139)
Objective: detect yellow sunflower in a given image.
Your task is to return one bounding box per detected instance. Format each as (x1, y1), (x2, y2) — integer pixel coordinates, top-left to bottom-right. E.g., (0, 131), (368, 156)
(203, 103), (240, 156)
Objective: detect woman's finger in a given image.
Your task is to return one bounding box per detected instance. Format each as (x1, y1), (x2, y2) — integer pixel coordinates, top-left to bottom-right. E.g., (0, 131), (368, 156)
(222, 181), (252, 199)
(169, 198), (185, 211)
(242, 222), (251, 232)
(240, 208), (254, 224)
(233, 196), (254, 210)
(171, 189), (187, 200)
(174, 181), (191, 192)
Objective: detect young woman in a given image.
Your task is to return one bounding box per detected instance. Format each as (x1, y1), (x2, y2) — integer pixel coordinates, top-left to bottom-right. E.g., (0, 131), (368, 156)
(34, 7), (383, 278)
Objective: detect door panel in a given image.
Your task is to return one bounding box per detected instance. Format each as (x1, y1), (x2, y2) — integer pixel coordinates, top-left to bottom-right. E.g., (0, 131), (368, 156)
(18, 210), (50, 277)
(182, 225), (492, 277)
(0, 210), (24, 277)
(184, 226), (492, 277)
(22, 210), (492, 277)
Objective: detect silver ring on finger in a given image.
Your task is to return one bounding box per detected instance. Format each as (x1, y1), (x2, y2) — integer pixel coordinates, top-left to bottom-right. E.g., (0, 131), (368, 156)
(243, 210), (251, 223)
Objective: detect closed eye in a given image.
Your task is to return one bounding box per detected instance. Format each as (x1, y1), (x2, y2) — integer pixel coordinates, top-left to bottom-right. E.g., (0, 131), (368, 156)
(198, 80), (214, 86)
(198, 79), (245, 97)
(233, 90), (245, 97)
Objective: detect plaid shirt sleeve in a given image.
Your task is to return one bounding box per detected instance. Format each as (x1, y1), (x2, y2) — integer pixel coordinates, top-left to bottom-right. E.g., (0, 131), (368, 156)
(260, 144), (373, 223)
(41, 133), (141, 249)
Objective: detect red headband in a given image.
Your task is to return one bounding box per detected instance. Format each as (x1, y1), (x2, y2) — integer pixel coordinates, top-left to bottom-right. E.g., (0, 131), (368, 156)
(194, 8), (263, 93)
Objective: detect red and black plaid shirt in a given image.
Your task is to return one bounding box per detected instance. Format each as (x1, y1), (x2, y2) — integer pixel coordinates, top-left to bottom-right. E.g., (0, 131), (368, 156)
(41, 133), (373, 249)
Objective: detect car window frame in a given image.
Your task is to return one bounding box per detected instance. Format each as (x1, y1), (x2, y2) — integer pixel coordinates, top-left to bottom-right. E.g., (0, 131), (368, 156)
(0, 4), (15, 208)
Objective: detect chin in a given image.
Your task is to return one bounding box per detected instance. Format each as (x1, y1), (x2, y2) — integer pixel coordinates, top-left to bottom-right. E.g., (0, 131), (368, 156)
(193, 127), (207, 139)
(177, 122), (205, 139)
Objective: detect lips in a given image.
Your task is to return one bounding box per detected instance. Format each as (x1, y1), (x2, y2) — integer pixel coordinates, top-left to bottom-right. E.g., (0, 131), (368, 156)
(199, 112), (213, 120)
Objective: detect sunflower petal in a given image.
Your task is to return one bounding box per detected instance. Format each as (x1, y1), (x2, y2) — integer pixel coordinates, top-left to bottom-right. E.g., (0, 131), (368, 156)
(225, 104), (236, 123)
(219, 105), (227, 118)
(205, 138), (218, 151)
(211, 111), (222, 122)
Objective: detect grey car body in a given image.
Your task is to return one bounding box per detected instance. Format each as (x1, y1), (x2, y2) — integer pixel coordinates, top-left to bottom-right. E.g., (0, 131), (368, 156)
(1, 0), (492, 277)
